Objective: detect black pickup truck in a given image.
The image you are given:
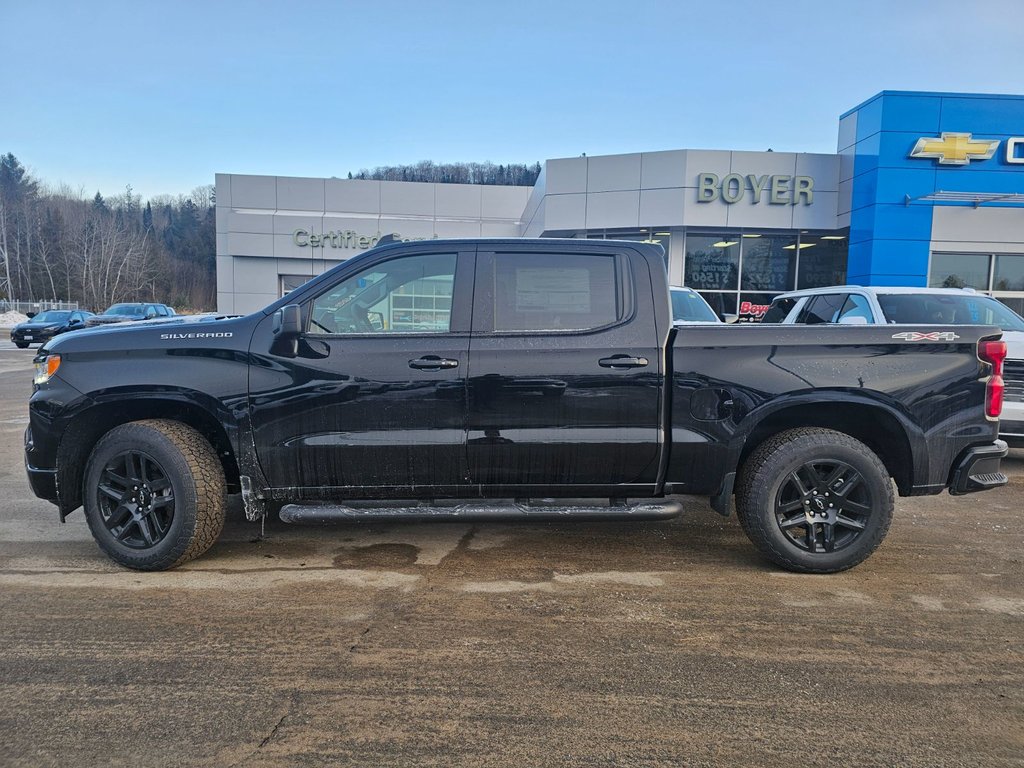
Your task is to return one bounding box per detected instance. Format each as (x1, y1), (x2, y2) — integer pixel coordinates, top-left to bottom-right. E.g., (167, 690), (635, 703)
(25, 239), (1009, 573)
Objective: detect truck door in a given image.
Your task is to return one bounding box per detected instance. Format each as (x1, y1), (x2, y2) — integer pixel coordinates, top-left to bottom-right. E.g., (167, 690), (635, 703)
(466, 245), (662, 491)
(247, 247), (475, 490)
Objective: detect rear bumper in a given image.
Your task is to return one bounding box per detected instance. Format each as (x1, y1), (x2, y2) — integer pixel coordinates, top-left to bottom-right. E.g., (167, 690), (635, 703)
(948, 440), (1009, 495)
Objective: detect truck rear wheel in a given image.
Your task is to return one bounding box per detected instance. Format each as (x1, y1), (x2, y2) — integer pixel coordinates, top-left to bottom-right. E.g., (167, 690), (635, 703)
(735, 428), (893, 573)
(83, 420), (226, 571)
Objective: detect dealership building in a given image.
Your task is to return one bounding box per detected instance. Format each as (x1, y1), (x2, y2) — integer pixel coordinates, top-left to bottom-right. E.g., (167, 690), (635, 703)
(216, 90), (1024, 320)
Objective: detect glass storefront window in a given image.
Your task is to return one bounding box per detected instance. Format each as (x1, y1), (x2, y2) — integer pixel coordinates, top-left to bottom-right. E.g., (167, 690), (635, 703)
(587, 229), (671, 264)
(797, 236), (848, 289)
(998, 297), (1024, 316)
(280, 274), (312, 296)
(993, 254), (1024, 292)
(929, 253), (991, 289)
(740, 235), (797, 291)
(685, 235), (739, 290)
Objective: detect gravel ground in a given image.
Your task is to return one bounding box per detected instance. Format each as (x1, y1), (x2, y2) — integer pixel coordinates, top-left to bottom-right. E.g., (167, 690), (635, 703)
(0, 344), (1021, 767)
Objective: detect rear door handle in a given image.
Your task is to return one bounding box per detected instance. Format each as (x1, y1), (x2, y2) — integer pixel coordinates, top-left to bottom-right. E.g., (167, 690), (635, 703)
(598, 355), (649, 369)
(409, 356), (459, 370)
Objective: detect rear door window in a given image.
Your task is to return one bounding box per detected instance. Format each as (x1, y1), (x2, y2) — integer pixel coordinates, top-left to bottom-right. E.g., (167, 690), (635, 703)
(836, 294), (873, 323)
(491, 252), (625, 332)
(796, 293), (848, 324)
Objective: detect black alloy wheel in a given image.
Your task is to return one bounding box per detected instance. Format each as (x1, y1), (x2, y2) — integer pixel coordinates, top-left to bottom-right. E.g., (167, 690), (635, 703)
(97, 450), (175, 549)
(83, 420), (226, 570)
(774, 460), (871, 554)
(735, 428), (894, 573)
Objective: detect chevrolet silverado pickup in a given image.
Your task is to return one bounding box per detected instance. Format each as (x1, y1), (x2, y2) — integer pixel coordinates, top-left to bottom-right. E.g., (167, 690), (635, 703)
(25, 239), (1010, 573)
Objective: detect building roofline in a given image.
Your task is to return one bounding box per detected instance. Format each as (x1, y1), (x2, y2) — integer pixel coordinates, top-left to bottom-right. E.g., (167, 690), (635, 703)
(840, 90), (1024, 120)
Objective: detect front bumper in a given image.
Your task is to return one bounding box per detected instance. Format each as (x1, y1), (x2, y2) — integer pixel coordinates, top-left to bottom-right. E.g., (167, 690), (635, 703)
(11, 329), (56, 344)
(26, 463), (58, 502)
(948, 440), (1009, 495)
(24, 425), (58, 502)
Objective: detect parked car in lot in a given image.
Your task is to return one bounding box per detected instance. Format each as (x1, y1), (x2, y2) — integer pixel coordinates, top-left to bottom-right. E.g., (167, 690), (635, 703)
(86, 303), (175, 327)
(10, 310), (94, 348)
(26, 239), (1009, 573)
(761, 286), (1024, 445)
(670, 287), (733, 324)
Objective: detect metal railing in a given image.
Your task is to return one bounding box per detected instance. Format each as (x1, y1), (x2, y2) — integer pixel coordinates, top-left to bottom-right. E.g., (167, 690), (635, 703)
(0, 299), (80, 314)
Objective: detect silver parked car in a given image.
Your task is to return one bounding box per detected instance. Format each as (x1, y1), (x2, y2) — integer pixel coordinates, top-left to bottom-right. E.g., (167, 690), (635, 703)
(669, 287), (736, 324)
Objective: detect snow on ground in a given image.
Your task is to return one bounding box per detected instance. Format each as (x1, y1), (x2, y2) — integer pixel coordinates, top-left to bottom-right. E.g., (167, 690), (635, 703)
(0, 311), (29, 327)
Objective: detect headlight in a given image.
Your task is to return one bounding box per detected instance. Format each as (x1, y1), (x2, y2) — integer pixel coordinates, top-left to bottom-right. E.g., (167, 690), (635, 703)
(34, 354), (61, 385)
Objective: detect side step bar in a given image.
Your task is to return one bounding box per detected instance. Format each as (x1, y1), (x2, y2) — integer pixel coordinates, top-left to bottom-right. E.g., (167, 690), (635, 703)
(279, 499), (684, 525)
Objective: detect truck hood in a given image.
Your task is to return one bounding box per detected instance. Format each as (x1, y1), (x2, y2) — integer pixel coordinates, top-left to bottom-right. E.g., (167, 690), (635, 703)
(42, 313), (244, 352)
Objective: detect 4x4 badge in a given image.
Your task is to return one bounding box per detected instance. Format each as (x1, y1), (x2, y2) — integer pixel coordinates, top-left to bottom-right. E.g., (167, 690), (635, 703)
(892, 331), (960, 342)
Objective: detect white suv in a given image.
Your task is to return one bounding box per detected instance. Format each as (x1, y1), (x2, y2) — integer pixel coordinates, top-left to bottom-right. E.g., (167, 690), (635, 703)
(762, 286), (1024, 446)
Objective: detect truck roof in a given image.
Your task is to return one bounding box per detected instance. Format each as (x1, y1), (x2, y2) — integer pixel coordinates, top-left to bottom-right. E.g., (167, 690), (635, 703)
(775, 286), (981, 299)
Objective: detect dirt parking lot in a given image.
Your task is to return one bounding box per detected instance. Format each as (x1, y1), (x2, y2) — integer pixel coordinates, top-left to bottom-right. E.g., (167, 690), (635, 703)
(0, 343), (1021, 767)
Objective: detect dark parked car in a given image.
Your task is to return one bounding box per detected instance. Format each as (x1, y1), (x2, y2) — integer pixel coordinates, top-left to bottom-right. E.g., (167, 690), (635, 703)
(85, 303), (175, 327)
(27, 239), (1008, 573)
(10, 310), (94, 348)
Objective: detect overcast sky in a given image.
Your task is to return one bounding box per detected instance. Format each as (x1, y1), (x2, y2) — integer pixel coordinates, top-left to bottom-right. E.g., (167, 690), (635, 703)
(4, 0), (1023, 199)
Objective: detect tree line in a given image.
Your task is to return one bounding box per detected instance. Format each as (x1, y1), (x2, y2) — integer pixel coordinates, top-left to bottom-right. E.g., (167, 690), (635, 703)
(0, 153), (216, 312)
(349, 160), (541, 186)
(0, 155), (542, 313)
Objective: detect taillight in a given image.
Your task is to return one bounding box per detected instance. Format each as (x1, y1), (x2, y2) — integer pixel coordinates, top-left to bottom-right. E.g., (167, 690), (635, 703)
(979, 339), (1007, 419)
(987, 376), (1005, 418)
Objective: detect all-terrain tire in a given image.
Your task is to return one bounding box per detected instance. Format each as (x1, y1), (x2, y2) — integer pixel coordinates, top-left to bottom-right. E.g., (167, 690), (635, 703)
(735, 428), (894, 573)
(83, 419), (226, 570)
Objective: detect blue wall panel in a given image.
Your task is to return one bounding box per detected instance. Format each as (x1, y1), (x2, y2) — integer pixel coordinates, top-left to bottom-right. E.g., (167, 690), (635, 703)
(843, 91), (1024, 288)
(853, 96), (884, 144)
(880, 95), (942, 134)
(847, 239), (930, 285)
(938, 96), (1024, 135)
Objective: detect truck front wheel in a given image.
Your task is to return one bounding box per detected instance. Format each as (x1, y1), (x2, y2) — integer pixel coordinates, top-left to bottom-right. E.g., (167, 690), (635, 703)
(83, 420), (226, 570)
(735, 428), (893, 573)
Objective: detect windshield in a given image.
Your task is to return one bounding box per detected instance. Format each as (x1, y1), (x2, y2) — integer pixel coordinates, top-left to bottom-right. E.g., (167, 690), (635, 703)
(877, 294), (1024, 332)
(104, 304), (146, 317)
(32, 311), (72, 323)
(671, 289), (719, 323)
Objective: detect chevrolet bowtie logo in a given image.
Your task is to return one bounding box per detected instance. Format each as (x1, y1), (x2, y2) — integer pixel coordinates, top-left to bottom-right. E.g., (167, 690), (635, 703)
(909, 132), (999, 165)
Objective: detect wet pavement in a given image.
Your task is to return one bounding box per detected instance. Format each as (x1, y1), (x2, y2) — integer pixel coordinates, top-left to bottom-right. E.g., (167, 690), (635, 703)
(0, 344), (1021, 767)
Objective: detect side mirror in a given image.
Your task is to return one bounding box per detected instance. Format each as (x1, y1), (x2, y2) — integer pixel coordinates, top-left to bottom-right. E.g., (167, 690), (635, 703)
(26, 312), (36, 319)
(271, 304), (303, 357)
(722, 314), (739, 324)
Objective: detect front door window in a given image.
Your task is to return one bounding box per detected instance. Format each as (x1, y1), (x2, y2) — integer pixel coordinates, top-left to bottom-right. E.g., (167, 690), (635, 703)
(309, 253), (456, 335)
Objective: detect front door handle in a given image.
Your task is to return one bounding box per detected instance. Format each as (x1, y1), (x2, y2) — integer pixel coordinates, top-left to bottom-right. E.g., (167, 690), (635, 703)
(409, 356), (459, 370)
(599, 355), (649, 369)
